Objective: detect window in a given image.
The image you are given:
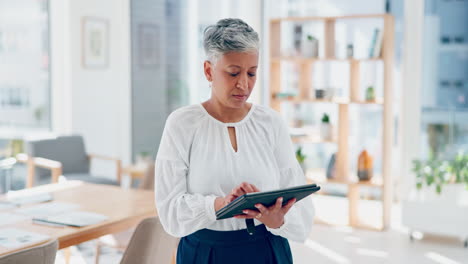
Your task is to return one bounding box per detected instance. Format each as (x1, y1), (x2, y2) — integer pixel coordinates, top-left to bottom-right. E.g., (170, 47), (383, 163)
(420, 0), (468, 158)
(0, 0), (50, 132)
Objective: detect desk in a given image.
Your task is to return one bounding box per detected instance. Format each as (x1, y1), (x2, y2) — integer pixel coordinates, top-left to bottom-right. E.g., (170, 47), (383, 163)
(0, 181), (156, 256)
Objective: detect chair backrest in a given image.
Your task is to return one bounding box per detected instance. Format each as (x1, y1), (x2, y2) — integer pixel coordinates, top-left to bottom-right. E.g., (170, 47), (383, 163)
(120, 217), (179, 264)
(0, 239), (58, 264)
(25, 135), (90, 179)
(0, 157), (16, 194)
(138, 163), (155, 190)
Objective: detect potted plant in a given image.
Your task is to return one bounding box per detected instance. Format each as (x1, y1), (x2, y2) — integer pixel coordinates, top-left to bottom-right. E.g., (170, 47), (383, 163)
(366, 86), (376, 101)
(302, 35), (319, 58)
(412, 152), (468, 198)
(320, 113), (332, 140)
(403, 152), (468, 244)
(296, 147), (307, 173)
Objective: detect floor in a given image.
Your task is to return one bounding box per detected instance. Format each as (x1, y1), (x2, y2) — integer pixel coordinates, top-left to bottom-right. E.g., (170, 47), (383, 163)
(53, 224), (468, 264)
(291, 225), (468, 264)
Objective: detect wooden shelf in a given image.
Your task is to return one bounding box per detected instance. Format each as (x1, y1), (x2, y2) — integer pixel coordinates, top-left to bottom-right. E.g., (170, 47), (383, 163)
(292, 135), (336, 144)
(273, 96), (348, 104)
(271, 57), (383, 63)
(305, 169), (384, 188)
(270, 14), (390, 23)
(351, 99), (384, 105)
(273, 95), (384, 105)
(270, 14), (394, 231)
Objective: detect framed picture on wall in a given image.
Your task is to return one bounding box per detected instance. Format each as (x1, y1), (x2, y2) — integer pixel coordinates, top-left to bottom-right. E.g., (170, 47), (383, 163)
(82, 17), (109, 68)
(138, 23), (160, 68)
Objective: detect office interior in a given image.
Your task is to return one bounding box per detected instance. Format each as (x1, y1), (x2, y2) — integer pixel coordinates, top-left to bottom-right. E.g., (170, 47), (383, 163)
(0, 0), (467, 263)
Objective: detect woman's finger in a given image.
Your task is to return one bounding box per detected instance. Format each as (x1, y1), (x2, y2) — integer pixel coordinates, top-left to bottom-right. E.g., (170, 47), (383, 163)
(254, 203), (267, 214)
(234, 214), (255, 219)
(233, 209), (258, 219)
(231, 186), (245, 197)
(251, 184), (260, 192)
(281, 198), (296, 214)
(273, 197), (283, 211)
(225, 194), (237, 204)
(240, 182), (255, 193)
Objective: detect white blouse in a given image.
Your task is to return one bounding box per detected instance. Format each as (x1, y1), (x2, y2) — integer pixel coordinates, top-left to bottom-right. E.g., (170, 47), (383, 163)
(155, 103), (314, 242)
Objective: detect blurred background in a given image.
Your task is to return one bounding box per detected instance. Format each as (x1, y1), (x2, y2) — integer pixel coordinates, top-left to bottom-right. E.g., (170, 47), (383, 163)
(0, 0), (467, 263)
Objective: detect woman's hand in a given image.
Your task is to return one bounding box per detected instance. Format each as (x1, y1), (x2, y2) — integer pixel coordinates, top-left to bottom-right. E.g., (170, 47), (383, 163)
(234, 197), (296, 229)
(215, 182), (260, 211)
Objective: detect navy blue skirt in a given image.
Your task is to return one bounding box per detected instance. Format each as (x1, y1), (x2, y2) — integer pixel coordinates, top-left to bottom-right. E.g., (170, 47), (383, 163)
(177, 224), (293, 264)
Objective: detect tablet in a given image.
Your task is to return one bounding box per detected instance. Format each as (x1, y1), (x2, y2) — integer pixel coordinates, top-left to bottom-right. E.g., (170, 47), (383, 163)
(216, 183), (320, 220)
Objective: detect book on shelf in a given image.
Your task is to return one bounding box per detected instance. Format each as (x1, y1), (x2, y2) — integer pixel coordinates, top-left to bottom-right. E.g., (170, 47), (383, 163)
(369, 28), (383, 58)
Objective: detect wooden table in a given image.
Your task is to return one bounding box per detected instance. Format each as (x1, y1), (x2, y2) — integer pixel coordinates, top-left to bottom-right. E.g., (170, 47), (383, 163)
(0, 181), (156, 256)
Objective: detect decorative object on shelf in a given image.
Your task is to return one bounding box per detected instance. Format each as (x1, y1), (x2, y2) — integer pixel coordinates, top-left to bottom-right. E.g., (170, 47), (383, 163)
(293, 24), (303, 56)
(325, 87), (335, 99)
(320, 113), (332, 140)
(274, 92), (297, 99)
(291, 104), (303, 128)
(302, 35), (319, 58)
(412, 152), (468, 195)
(346, 43), (354, 58)
(357, 150), (373, 181)
(326, 153), (337, 179)
(365, 86), (376, 101)
(315, 89), (325, 99)
(295, 146), (307, 173)
(82, 16), (109, 69)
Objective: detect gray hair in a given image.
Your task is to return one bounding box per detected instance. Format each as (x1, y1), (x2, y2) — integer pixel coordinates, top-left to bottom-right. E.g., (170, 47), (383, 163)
(203, 18), (259, 64)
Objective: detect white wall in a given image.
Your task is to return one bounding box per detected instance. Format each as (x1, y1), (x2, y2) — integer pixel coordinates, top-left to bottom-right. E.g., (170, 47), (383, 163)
(51, 0), (132, 174)
(399, 0), (424, 199)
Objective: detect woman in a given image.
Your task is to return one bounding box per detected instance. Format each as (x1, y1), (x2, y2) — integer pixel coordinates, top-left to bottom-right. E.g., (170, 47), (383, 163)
(155, 18), (314, 263)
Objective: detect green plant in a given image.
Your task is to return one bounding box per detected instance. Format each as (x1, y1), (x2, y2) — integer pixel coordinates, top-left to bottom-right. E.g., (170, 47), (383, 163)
(296, 147), (306, 164)
(412, 152), (468, 195)
(307, 35), (316, 41)
(366, 86), (375, 101)
(321, 113), (330, 123)
(139, 151), (150, 157)
(451, 152), (468, 183)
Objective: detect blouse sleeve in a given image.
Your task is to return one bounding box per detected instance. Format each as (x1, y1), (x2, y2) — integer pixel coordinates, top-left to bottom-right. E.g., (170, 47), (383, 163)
(154, 115), (217, 237)
(266, 113), (315, 242)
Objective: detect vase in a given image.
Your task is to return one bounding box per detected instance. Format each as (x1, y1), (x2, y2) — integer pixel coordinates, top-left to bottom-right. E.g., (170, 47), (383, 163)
(357, 150), (373, 181)
(302, 39), (319, 58)
(320, 123), (332, 140)
(412, 183), (467, 204)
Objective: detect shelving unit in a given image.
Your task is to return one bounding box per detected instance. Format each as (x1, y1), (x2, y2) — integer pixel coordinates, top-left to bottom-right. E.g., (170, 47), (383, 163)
(269, 14), (394, 230)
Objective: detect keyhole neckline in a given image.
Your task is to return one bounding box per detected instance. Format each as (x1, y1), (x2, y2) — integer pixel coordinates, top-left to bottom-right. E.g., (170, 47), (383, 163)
(198, 103), (256, 127)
